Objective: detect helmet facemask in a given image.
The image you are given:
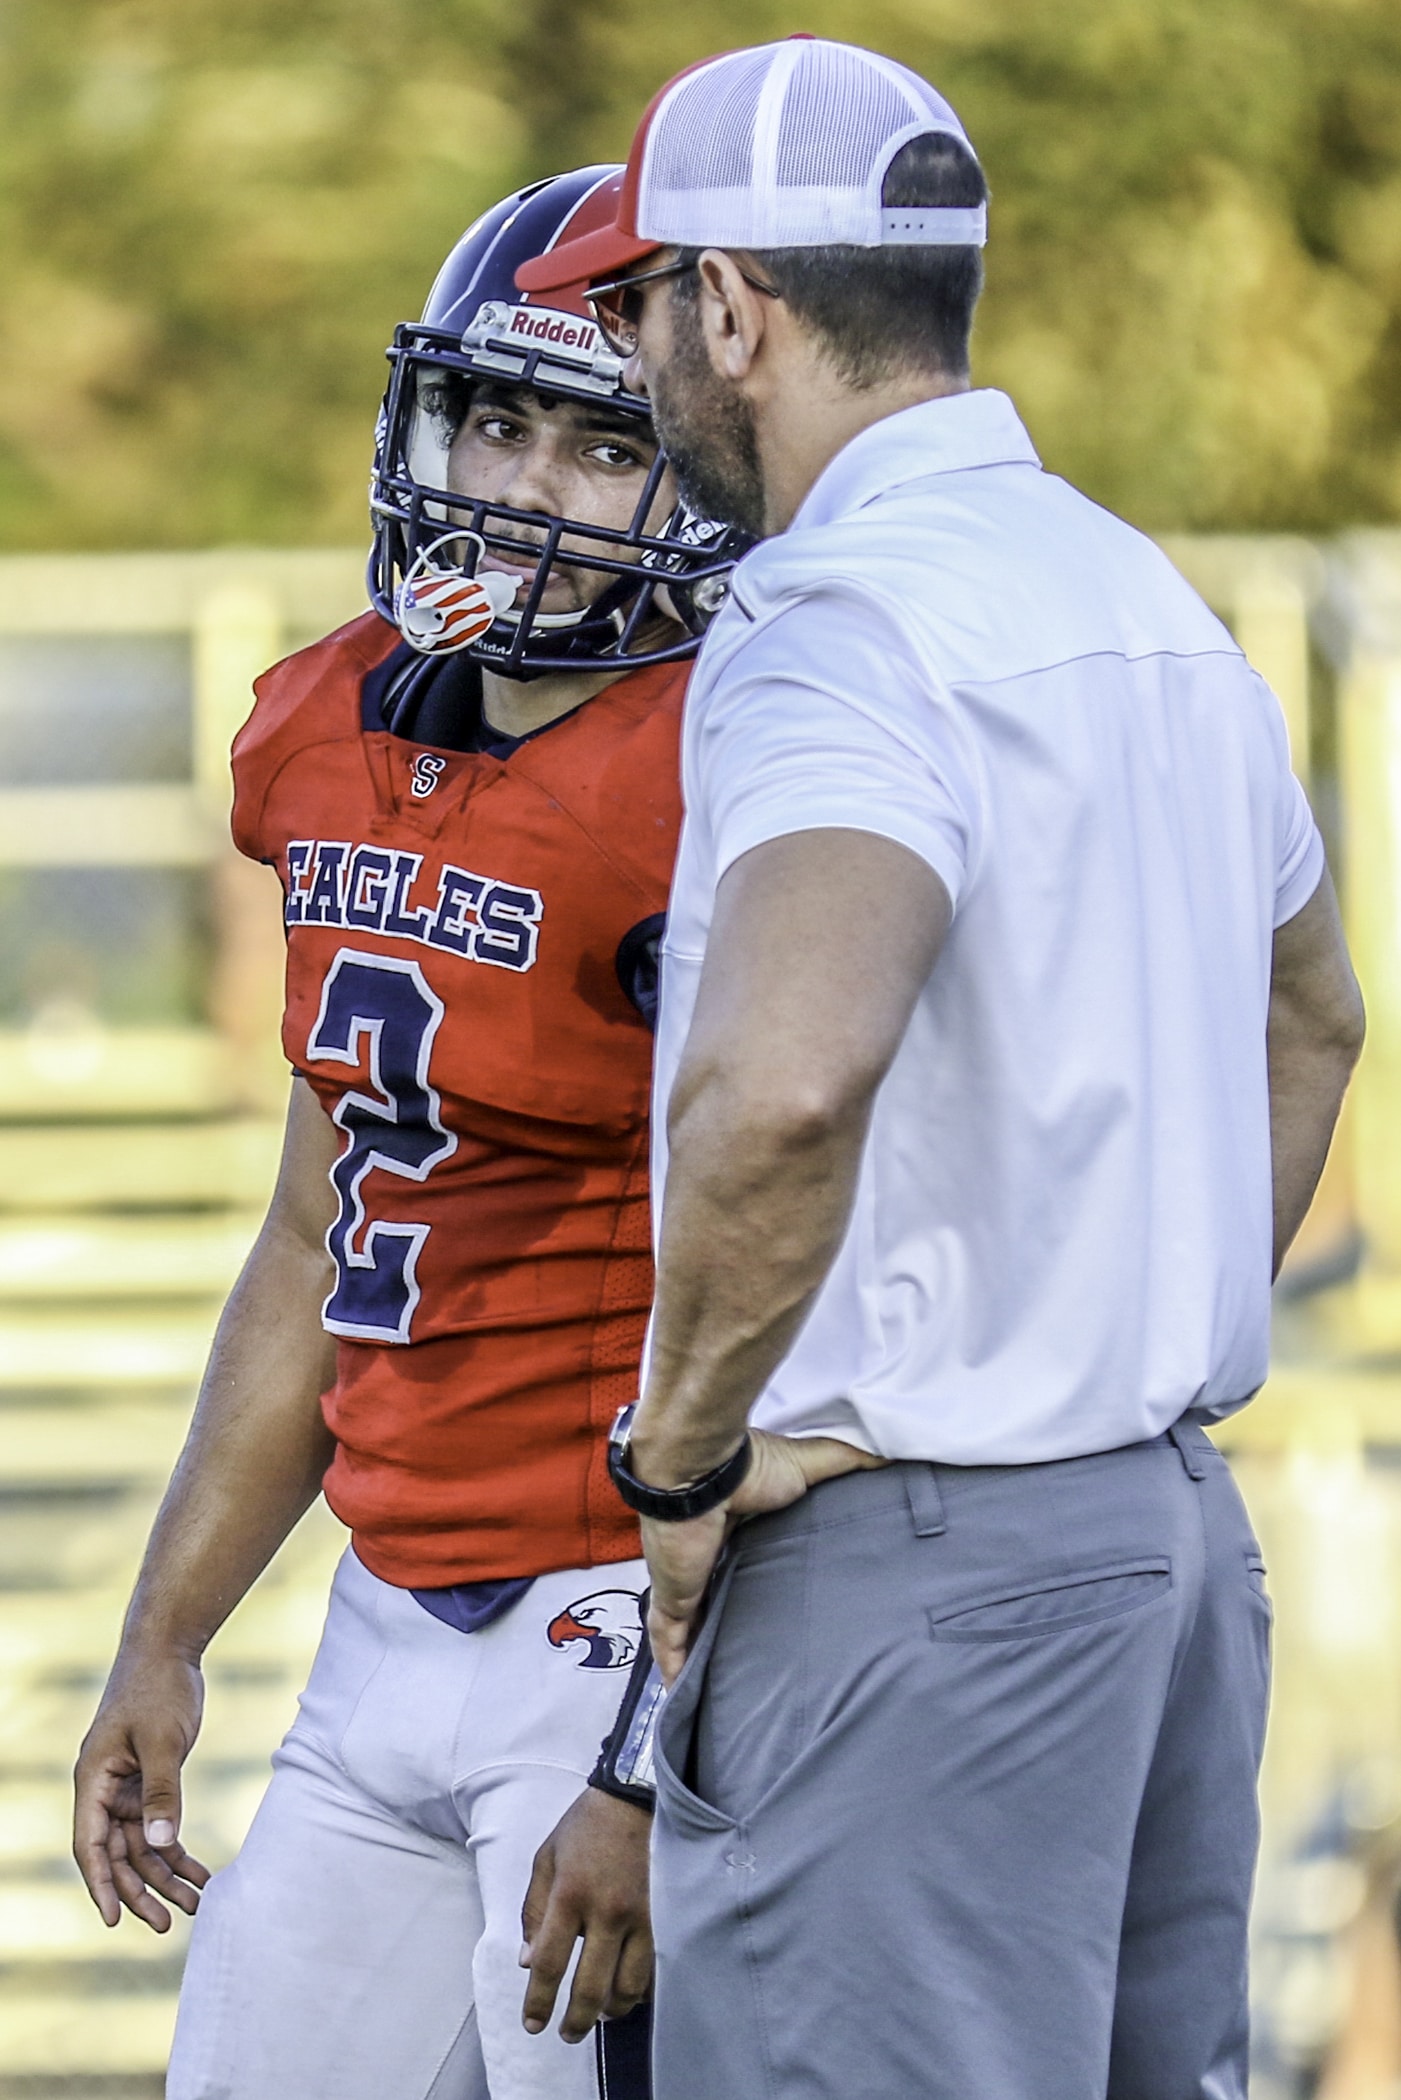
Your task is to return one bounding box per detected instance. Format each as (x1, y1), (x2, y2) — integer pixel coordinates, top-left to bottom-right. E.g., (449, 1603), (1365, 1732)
(370, 328), (738, 681)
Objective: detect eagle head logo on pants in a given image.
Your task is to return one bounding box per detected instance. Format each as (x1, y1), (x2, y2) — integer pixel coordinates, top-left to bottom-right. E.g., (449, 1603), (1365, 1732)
(547, 1589), (644, 1670)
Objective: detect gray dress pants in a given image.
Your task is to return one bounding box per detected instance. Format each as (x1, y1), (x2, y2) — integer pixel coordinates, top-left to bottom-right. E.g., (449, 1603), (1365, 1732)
(651, 1420), (1269, 2100)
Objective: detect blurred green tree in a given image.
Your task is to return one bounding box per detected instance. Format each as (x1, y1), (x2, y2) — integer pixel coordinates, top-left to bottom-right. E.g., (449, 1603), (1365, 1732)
(0, 0), (528, 546)
(1, 0), (1399, 547)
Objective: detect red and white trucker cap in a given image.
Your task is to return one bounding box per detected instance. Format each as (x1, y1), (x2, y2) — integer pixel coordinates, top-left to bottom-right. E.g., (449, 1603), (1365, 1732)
(515, 37), (984, 294)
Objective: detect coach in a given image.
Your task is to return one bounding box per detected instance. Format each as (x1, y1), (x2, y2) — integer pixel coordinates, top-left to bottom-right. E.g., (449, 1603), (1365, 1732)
(519, 36), (1365, 2100)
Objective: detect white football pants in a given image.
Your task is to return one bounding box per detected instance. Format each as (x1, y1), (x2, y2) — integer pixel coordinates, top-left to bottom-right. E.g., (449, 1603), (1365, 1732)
(167, 1545), (650, 2100)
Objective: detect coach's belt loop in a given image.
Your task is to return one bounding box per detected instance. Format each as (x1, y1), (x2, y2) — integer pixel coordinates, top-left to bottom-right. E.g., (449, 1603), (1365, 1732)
(904, 1464), (947, 1536)
(1167, 1420), (1209, 1481)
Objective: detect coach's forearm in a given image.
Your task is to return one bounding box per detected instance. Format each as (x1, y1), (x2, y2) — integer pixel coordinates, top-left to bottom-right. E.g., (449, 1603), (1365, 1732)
(631, 833), (950, 1489)
(628, 1058), (872, 1490)
(117, 1219), (338, 1665)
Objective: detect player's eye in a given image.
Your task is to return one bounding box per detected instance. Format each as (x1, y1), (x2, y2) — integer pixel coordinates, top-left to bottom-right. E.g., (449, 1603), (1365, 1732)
(587, 439), (648, 470)
(473, 412), (525, 443)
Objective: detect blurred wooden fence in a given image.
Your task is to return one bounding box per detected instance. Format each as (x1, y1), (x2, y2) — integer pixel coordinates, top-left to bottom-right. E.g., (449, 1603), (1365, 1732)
(1, 539), (1400, 2095)
(0, 556), (362, 2093)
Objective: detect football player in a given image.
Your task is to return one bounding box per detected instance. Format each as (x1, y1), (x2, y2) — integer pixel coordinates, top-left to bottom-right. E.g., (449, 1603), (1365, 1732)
(72, 167), (742, 2100)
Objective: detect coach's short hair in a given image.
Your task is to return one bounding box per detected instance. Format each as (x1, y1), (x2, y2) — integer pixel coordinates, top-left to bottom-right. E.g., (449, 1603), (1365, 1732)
(678, 132), (988, 388)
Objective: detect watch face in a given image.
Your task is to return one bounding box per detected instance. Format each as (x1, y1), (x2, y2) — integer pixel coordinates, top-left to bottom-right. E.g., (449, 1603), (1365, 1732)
(610, 1402), (638, 1449)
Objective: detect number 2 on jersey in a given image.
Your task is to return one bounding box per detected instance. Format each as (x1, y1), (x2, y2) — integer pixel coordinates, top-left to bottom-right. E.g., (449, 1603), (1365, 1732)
(308, 949), (457, 1343)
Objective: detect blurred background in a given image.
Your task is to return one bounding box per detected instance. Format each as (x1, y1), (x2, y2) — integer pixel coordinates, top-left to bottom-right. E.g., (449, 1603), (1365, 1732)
(2, 1), (1401, 2093)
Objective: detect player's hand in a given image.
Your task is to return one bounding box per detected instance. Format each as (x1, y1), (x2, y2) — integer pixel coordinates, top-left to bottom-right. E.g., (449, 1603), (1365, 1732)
(520, 1786), (653, 2043)
(643, 1431), (884, 1687)
(73, 1649), (211, 1931)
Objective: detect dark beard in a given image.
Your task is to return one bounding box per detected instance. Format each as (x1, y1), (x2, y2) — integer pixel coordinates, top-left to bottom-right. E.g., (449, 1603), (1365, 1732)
(649, 299), (767, 539)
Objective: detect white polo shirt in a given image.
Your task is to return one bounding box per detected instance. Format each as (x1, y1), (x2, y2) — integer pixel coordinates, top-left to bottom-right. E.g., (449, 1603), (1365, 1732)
(651, 389), (1323, 1463)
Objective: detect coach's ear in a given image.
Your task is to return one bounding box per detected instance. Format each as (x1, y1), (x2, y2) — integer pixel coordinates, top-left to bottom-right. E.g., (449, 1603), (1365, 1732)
(695, 251), (772, 383)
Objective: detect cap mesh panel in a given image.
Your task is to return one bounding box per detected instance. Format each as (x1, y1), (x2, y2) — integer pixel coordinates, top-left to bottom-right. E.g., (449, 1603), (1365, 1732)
(636, 40), (979, 249)
(775, 60), (915, 191)
(647, 52), (769, 196)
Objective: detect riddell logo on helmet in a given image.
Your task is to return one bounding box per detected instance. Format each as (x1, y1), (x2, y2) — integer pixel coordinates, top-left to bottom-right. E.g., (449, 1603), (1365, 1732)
(508, 305), (602, 353)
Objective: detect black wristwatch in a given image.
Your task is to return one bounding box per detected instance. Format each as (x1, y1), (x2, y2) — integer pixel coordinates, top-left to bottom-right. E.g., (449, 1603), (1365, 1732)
(607, 1404), (752, 1521)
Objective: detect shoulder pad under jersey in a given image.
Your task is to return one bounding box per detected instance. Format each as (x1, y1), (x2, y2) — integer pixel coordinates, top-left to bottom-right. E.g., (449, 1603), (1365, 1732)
(230, 611), (399, 862)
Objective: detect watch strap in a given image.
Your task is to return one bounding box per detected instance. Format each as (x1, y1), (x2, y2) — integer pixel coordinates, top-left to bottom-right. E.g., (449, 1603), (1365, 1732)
(607, 1405), (752, 1521)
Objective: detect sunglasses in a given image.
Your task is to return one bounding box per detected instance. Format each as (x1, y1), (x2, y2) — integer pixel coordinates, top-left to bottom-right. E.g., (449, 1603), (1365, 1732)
(585, 259), (780, 359)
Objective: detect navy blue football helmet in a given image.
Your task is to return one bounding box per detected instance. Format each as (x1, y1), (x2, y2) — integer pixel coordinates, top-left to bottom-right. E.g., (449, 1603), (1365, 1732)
(369, 167), (748, 680)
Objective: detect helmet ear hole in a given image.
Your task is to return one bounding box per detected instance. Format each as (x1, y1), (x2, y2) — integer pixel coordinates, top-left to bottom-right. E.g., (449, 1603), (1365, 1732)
(369, 165), (753, 678)
(405, 376), (455, 510)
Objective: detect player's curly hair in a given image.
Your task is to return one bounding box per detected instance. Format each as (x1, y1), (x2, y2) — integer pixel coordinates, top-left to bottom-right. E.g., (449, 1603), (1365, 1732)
(419, 370), (474, 440)
(674, 132), (988, 390)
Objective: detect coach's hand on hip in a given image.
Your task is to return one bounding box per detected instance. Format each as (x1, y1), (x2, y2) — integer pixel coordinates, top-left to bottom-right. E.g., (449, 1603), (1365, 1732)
(642, 1431), (883, 1686)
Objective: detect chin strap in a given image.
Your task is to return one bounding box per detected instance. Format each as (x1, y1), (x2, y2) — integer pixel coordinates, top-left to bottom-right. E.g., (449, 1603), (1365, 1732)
(589, 1597), (662, 1812)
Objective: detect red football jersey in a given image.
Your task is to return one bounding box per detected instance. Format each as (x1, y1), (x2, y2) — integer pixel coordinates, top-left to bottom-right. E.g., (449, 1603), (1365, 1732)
(232, 611), (685, 1584)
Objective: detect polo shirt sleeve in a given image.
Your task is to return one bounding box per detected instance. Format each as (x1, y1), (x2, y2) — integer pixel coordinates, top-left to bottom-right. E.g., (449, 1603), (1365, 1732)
(1273, 769), (1325, 927)
(1257, 668), (1324, 927)
(694, 588), (982, 909)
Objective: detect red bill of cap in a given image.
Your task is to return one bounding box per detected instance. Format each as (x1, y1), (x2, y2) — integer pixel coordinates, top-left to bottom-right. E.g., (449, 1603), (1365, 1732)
(515, 54), (723, 292)
(513, 218), (659, 293)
